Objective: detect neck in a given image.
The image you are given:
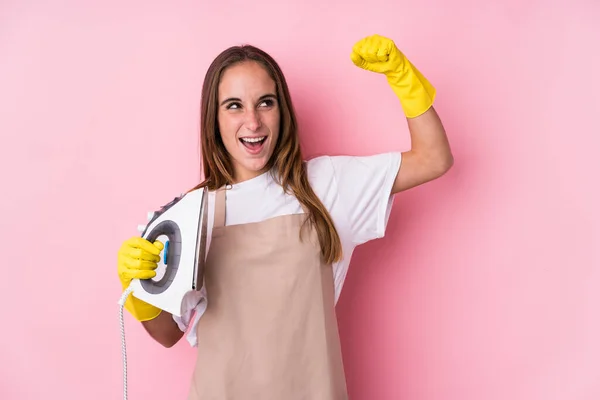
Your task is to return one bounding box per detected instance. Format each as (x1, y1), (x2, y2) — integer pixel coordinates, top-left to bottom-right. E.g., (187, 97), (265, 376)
(232, 167), (270, 184)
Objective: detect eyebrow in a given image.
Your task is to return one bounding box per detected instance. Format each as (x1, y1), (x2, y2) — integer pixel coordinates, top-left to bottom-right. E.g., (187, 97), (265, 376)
(220, 93), (277, 106)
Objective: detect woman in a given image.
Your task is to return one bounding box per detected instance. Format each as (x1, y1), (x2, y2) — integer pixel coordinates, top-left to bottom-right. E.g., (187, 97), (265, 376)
(117, 34), (453, 399)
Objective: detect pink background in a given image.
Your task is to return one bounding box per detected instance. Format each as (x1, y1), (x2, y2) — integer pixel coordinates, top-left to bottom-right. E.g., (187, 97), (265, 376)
(1, 1), (599, 399)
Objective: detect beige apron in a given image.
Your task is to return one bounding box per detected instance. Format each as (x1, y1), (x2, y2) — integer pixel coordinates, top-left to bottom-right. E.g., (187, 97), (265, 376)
(187, 187), (348, 399)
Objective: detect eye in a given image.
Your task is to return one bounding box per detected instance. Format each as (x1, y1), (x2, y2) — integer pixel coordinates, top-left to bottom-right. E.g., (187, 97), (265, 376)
(259, 99), (276, 108)
(225, 102), (242, 110)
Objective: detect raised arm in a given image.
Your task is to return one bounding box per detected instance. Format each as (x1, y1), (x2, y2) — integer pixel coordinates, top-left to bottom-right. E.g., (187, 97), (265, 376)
(350, 34), (453, 194)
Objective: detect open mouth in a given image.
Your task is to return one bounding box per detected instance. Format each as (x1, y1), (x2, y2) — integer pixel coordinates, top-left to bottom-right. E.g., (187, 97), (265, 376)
(239, 136), (267, 153)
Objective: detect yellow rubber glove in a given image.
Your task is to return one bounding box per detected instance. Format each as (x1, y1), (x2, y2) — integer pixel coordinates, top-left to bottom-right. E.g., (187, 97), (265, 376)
(350, 34), (436, 118)
(117, 237), (164, 321)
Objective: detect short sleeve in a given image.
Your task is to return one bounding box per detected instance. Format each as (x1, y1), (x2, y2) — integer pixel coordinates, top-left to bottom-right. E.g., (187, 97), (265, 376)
(330, 152), (402, 245)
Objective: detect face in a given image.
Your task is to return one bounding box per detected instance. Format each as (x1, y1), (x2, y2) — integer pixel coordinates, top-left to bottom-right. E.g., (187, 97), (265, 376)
(217, 61), (280, 183)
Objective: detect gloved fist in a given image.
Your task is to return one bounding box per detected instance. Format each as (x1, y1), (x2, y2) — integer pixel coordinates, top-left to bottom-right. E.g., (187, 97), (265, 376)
(350, 34), (405, 75)
(350, 34), (436, 118)
(118, 236), (164, 321)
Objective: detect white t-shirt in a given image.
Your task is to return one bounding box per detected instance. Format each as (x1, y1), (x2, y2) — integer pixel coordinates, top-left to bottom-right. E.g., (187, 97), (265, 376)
(173, 152), (402, 347)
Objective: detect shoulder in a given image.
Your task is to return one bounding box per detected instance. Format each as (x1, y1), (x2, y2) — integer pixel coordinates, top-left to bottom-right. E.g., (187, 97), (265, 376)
(304, 155), (346, 204)
(302, 155), (338, 210)
(301, 151), (401, 216)
(305, 154), (333, 173)
(305, 155), (335, 185)
(305, 152), (402, 185)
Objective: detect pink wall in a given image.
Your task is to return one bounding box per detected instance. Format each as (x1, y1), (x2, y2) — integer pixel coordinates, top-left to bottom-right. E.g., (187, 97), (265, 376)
(2, 1), (599, 399)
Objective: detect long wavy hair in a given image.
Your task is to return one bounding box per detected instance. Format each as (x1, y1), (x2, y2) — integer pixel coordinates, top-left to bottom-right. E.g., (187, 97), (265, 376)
(188, 44), (342, 264)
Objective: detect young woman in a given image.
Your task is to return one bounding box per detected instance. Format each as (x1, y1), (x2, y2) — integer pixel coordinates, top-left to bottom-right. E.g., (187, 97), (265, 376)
(117, 33), (453, 399)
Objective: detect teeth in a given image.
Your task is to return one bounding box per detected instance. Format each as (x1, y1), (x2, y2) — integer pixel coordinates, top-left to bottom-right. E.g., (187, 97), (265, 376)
(241, 137), (265, 143)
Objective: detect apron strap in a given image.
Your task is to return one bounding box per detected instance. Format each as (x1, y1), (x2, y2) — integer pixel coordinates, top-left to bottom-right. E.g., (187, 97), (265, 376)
(214, 187), (226, 228)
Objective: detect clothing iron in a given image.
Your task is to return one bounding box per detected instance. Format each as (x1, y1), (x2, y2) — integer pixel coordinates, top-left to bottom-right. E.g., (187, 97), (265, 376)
(128, 186), (209, 317)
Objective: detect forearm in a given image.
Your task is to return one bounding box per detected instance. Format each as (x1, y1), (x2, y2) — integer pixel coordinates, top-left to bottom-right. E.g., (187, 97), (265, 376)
(141, 311), (184, 348)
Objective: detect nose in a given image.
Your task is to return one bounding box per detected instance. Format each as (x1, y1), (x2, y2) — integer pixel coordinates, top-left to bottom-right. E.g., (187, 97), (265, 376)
(244, 109), (262, 131)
